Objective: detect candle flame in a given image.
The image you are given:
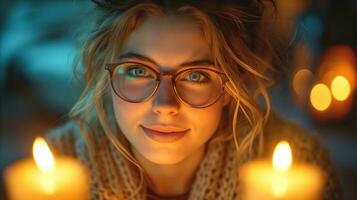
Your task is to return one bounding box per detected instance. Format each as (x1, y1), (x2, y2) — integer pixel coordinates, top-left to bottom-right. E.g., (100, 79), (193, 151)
(272, 141), (292, 172)
(33, 137), (55, 172)
(32, 137), (56, 194)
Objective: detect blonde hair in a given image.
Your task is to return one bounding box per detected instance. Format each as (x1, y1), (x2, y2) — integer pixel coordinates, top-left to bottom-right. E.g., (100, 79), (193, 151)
(70, 0), (277, 198)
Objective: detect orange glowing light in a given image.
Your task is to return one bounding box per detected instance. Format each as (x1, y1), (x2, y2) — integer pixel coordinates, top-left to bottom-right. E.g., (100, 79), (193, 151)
(293, 69), (313, 97)
(273, 141), (292, 172)
(33, 137), (56, 194)
(310, 84), (332, 111)
(331, 76), (351, 101)
(33, 137), (55, 172)
(271, 141), (292, 197)
(319, 45), (356, 97)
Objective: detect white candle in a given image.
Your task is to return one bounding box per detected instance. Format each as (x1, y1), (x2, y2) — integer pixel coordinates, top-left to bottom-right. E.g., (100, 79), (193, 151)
(239, 141), (324, 200)
(4, 137), (89, 200)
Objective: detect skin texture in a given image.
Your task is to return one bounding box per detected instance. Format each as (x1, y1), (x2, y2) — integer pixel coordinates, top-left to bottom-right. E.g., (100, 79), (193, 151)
(111, 15), (230, 196)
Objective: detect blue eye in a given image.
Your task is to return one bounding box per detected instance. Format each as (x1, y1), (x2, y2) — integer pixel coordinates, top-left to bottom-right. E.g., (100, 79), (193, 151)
(183, 71), (209, 83)
(126, 66), (152, 78)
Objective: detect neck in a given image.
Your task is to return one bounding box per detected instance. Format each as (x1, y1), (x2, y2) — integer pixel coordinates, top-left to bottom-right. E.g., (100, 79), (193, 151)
(132, 145), (206, 197)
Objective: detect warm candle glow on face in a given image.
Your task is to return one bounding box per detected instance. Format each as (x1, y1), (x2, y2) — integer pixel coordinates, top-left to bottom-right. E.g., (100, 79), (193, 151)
(273, 141), (292, 172)
(32, 137), (56, 194)
(331, 75), (350, 101)
(310, 83), (332, 111)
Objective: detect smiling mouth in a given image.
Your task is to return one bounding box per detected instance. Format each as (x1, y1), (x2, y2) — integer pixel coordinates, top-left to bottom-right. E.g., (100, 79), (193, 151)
(141, 124), (189, 132)
(140, 125), (189, 143)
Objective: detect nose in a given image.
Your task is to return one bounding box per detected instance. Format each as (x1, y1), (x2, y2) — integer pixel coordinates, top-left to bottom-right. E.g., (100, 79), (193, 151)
(151, 76), (180, 116)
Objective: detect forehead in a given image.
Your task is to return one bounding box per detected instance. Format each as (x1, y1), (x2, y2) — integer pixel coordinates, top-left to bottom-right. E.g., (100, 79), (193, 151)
(120, 15), (211, 68)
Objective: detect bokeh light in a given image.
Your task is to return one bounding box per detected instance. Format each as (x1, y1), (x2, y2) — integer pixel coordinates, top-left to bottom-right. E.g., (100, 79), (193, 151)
(310, 83), (332, 111)
(293, 68), (314, 97)
(331, 76), (350, 101)
(320, 46), (356, 95)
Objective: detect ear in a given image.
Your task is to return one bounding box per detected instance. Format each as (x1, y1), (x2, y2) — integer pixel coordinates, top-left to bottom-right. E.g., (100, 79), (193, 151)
(222, 92), (231, 107)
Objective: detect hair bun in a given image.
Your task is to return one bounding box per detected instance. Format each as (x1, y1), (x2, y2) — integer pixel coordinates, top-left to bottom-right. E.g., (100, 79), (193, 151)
(91, 0), (268, 13)
(91, 0), (137, 12)
(91, 0), (116, 7)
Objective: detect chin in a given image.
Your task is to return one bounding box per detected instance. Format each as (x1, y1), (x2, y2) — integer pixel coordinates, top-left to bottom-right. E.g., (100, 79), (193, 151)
(143, 151), (187, 165)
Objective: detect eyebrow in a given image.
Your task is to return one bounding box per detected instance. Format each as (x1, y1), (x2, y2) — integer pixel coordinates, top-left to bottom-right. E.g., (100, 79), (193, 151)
(118, 51), (214, 68)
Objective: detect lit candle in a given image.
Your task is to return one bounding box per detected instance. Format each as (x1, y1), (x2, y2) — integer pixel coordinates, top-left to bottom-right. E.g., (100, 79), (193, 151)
(4, 137), (89, 200)
(239, 141), (324, 200)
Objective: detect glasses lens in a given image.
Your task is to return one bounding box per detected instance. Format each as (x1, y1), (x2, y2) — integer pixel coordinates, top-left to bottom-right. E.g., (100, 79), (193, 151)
(175, 68), (223, 107)
(112, 63), (157, 102)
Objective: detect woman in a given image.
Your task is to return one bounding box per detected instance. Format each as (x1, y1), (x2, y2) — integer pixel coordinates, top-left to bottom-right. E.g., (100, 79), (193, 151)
(46, 0), (342, 199)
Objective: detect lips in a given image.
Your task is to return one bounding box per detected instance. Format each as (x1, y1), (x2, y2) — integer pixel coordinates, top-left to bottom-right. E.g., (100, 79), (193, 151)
(140, 125), (189, 143)
(142, 124), (189, 133)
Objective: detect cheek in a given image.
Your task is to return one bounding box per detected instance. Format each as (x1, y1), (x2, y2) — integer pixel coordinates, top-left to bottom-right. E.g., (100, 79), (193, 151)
(187, 104), (224, 141)
(111, 93), (147, 134)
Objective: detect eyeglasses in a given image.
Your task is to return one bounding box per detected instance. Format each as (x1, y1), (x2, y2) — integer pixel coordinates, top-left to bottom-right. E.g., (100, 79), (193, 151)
(105, 62), (229, 108)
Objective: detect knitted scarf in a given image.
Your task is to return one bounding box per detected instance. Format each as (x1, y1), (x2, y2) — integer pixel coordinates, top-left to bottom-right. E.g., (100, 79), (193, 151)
(45, 114), (342, 200)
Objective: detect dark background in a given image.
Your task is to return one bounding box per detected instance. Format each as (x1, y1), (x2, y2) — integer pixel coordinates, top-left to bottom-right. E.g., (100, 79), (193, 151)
(1, 0), (356, 199)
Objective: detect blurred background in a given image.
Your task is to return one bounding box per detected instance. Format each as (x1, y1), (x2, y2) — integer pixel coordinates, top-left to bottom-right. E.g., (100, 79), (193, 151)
(0, 0), (356, 199)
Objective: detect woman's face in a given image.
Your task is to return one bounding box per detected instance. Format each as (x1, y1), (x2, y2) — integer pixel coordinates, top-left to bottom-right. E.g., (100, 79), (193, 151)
(112, 15), (230, 165)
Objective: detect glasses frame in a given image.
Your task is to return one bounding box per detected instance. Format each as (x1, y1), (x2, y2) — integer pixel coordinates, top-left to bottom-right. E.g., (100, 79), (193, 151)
(105, 61), (229, 108)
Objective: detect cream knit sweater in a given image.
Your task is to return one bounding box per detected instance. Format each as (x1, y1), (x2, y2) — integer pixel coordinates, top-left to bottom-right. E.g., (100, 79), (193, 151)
(45, 114), (342, 200)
